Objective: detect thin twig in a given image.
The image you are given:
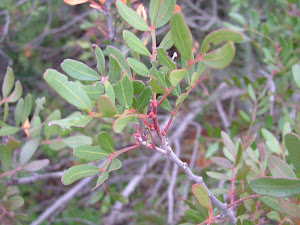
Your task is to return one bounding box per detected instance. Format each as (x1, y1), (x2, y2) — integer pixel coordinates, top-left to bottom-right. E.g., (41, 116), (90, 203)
(216, 101), (230, 133)
(0, 10), (10, 44)
(6, 171), (66, 185)
(167, 139), (181, 224)
(30, 161), (106, 225)
(147, 160), (170, 206)
(181, 121), (201, 204)
(104, 0), (115, 45)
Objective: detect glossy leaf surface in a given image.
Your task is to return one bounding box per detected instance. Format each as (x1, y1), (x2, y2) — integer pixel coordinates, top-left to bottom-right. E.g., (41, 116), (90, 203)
(116, 1), (150, 31)
(201, 42), (235, 69)
(61, 59), (101, 81)
(62, 164), (100, 185)
(170, 12), (192, 60)
(123, 30), (151, 57)
(74, 145), (110, 162)
(44, 69), (92, 112)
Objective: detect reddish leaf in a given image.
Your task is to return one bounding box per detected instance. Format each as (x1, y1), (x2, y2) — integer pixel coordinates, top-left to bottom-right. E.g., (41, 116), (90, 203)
(64, 0), (89, 5)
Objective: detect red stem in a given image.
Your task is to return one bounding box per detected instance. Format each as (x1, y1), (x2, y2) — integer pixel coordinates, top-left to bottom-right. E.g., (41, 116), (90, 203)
(164, 115), (174, 134)
(135, 123), (140, 137)
(0, 166), (22, 179)
(208, 199), (213, 224)
(228, 194), (261, 207)
(147, 126), (156, 149)
(115, 144), (139, 156)
(157, 86), (174, 107)
(140, 118), (154, 128)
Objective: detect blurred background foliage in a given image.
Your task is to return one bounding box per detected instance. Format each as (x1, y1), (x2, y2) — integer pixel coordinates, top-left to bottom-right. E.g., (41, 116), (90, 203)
(1, 0), (300, 224)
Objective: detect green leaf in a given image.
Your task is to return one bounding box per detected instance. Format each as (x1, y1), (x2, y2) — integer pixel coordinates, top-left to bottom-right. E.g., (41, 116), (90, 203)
(189, 71), (201, 88)
(104, 80), (115, 105)
(110, 192), (128, 204)
(92, 172), (109, 191)
(20, 136), (40, 165)
(149, 0), (161, 26)
(157, 96), (172, 112)
(113, 115), (135, 133)
(61, 59), (101, 81)
(292, 64), (300, 89)
(201, 42), (236, 69)
(267, 155), (296, 178)
(205, 143), (219, 158)
(98, 131), (114, 154)
(251, 177), (300, 197)
(169, 69), (187, 87)
(267, 211), (281, 222)
(153, 0), (176, 29)
(175, 93), (188, 107)
(221, 131), (235, 155)
(113, 73), (133, 107)
(0, 181), (6, 199)
(247, 84), (256, 102)
(62, 164), (100, 185)
(137, 87), (152, 110)
(242, 219), (255, 225)
(92, 44), (106, 75)
(14, 98), (24, 126)
(132, 80), (145, 95)
(261, 196), (283, 213)
(206, 171), (230, 180)
(159, 31), (174, 50)
(74, 145), (110, 162)
(184, 209), (205, 222)
(49, 141), (65, 151)
(98, 96), (118, 118)
(191, 184), (210, 209)
(0, 144), (12, 171)
(108, 55), (122, 83)
(116, 1), (150, 31)
(128, 58), (149, 77)
(148, 76), (168, 94)
(200, 28), (244, 54)
(123, 30), (151, 57)
(2, 67), (15, 97)
(106, 46), (131, 76)
(236, 165), (252, 180)
(279, 198), (300, 218)
(0, 124), (20, 136)
(44, 69), (92, 112)
(81, 82), (104, 100)
(108, 158), (122, 172)
(62, 135), (93, 148)
(6, 81), (22, 103)
(235, 143), (242, 167)
(284, 133), (300, 171)
(23, 159), (50, 172)
(239, 110), (251, 123)
(157, 48), (176, 70)
(261, 128), (281, 154)
(23, 94), (32, 123)
(210, 156), (232, 169)
(229, 12), (246, 26)
(165, 74), (181, 97)
(170, 12), (192, 61)
(150, 64), (167, 88)
(49, 114), (92, 129)
(7, 195), (24, 211)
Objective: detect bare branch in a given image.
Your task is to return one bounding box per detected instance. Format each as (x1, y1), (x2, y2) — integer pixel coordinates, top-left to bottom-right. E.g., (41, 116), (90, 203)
(216, 101), (230, 133)
(0, 10), (10, 44)
(30, 161), (106, 225)
(167, 139), (181, 224)
(6, 171), (66, 185)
